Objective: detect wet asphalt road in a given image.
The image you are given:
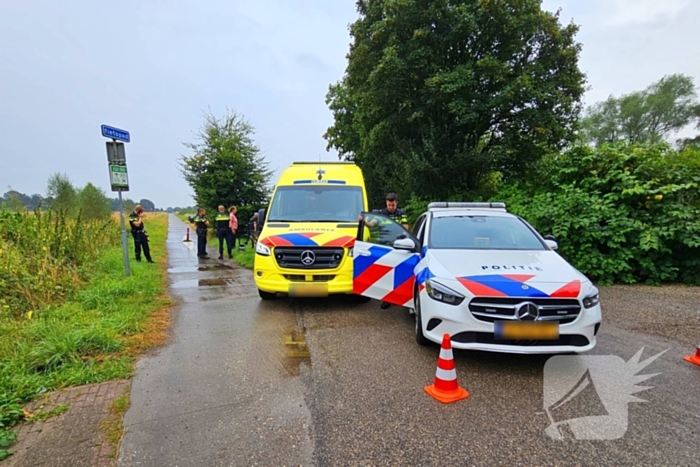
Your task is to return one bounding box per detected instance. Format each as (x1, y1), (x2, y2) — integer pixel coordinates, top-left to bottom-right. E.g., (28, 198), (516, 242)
(119, 214), (700, 466)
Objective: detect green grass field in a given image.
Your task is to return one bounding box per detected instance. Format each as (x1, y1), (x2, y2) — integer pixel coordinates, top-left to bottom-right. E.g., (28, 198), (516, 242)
(0, 213), (170, 460)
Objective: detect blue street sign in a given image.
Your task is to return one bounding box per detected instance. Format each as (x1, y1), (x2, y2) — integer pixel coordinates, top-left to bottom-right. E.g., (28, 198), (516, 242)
(101, 124), (130, 142)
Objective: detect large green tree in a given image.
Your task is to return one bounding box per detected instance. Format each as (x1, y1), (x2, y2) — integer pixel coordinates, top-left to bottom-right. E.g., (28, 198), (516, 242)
(46, 173), (77, 213)
(77, 182), (112, 221)
(180, 109), (272, 219)
(324, 0), (586, 206)
(581, 74), (700, 148)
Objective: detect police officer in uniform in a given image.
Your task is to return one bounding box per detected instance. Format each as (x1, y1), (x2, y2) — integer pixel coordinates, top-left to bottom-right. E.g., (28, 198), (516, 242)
(190, 207), (210, 258)
(374, 193), (409, 229)
(365, 193), (409, 308)
(128, 205), (154, 263)
(215, 205), (234, 259)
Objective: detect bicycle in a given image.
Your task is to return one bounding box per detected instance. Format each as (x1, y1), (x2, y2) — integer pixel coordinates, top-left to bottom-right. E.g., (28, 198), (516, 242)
(235, 225), (259, 251)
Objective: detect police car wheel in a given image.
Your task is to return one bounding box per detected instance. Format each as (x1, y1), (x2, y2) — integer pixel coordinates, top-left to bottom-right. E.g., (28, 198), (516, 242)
(414, 291), (430, 346)
(258, 289), (276, 300)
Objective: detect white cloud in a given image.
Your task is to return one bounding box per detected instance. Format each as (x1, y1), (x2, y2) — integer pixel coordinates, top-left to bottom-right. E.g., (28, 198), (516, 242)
(601, 0), (692, 27)
(1, 0), (699, 206)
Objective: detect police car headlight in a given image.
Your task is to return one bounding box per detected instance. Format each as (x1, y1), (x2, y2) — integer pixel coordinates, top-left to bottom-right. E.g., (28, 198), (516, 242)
(255, 242), (271, 256)
(583, 287), (600, 309)
(425, 279), (464, 306)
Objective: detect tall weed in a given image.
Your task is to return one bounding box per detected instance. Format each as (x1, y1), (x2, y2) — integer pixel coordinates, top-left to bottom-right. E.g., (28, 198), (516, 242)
(0, 208), (118, 318)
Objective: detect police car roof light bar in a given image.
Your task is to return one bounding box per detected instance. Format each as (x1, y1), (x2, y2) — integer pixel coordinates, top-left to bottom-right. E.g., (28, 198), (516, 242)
(427, 202), (507, 210)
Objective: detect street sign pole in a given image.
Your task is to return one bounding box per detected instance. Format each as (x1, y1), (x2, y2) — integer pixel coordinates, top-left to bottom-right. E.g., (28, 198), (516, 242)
(113, 139), (131, 277)
(102, 124), (131, 277)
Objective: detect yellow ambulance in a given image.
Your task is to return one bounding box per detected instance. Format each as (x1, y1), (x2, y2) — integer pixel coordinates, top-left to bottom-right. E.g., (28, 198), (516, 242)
(253, 162), (369, 299)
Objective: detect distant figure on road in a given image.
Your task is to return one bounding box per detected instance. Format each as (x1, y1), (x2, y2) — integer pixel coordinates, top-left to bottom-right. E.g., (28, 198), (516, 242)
(229, 206), (238, 250)
(128, 205), (155, 263)
(215, 205), (234, 260)
(191, 208), (210, 259)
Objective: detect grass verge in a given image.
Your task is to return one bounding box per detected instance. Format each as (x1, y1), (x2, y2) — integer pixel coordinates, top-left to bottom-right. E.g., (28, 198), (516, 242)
(231, 246), (255, 269)
(0, 213), (170, 461)
(100, 390), (130, 459)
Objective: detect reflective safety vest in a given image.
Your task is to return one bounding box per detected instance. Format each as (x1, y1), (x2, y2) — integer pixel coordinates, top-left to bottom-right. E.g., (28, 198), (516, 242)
(380, 208), (408, 226)
(215, 214), (230, 230)
(128, 212), (144, 232)
(192, 215), (209, 234)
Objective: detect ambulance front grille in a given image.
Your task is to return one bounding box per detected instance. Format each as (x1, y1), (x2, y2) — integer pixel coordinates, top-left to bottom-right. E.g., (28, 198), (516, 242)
(274, 247), (344, 270)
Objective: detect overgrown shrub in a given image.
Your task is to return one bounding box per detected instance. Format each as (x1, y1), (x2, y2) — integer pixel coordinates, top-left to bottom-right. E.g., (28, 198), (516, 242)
(493, 143), (700, 285)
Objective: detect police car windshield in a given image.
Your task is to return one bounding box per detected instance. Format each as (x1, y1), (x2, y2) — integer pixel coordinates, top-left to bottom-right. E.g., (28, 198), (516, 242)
(429, 215), (547, 250)
(267, 185), (364, 223)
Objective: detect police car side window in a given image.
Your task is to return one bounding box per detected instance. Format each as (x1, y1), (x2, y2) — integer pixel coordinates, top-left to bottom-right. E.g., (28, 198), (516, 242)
(412, 215), (426, 241)
(363, 213), (408, 247)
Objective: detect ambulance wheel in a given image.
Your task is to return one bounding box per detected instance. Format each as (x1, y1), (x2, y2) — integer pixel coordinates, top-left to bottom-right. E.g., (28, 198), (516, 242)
(258, 289), (276, 300)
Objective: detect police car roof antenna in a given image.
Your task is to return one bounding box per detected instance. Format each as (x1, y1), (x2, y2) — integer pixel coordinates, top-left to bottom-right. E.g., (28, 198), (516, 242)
(317, 153), (323, 180)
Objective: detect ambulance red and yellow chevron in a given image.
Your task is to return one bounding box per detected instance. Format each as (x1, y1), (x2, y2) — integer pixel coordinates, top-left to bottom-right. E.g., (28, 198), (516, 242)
(259, 232), (356, 248)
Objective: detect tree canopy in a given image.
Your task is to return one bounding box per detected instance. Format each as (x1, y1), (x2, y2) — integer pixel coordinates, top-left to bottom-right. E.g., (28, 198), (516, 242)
(76, 183), (112, 221)
(324, 0), (586, 206)
(180, 109), (273, 218)
(46, 173), (77, 213)
(580, 73), (700, 148)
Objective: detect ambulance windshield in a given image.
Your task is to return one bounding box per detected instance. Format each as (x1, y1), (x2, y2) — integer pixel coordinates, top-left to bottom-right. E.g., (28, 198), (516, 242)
(267, 185), (364, 223)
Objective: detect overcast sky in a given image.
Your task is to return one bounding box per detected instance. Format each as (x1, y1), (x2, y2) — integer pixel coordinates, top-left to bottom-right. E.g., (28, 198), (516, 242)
(1, 0), (698, 208)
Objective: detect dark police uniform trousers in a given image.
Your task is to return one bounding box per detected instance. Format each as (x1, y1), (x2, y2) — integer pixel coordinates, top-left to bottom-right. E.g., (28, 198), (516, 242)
(215, 214), (234, 258)
(193, 216), (209, 257)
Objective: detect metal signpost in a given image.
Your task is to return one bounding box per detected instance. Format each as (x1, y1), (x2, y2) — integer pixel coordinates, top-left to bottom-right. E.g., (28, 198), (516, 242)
(102, 125), (131, 277)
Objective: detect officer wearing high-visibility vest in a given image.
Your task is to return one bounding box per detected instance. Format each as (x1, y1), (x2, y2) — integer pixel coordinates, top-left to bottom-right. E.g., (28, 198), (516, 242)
(366, 193), (410, 229)
(190, 207), (210, 259)
(128, 204), (155, 263)
(365, 193), (409, 309)
(215, 205), (234, 260)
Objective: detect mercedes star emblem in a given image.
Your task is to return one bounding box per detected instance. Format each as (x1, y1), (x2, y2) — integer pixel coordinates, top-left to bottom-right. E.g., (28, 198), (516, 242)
(516, 302), (539, 321)
(300, 250), (316, 266)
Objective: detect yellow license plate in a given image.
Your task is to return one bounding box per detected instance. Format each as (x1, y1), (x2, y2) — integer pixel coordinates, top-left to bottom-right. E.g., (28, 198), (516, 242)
(288, 283), (328, 298)
(495, 321), (559, 340)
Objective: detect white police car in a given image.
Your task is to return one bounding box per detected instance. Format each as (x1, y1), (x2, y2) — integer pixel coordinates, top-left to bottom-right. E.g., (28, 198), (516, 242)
(352, 202), (602, 354)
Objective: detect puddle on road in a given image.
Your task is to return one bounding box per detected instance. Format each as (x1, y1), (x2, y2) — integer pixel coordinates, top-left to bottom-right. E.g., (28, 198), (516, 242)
(199, 263), (236, 271)
(170, 277), (236, 288)
(168, 266), (198, 273)
(280, 328), (311, 377)
(199, 277), (232, 287)
(170, 279), (199, 289)
(169, 263), (235, 274)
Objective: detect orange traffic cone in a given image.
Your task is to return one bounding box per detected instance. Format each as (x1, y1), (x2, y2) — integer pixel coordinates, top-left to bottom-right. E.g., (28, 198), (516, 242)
(684, 344), (700, 366)
(424, 334), (469, 404)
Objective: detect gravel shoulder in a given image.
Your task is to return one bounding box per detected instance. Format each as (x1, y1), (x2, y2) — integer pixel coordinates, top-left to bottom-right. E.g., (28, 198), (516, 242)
(599, 284), (700, 347)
